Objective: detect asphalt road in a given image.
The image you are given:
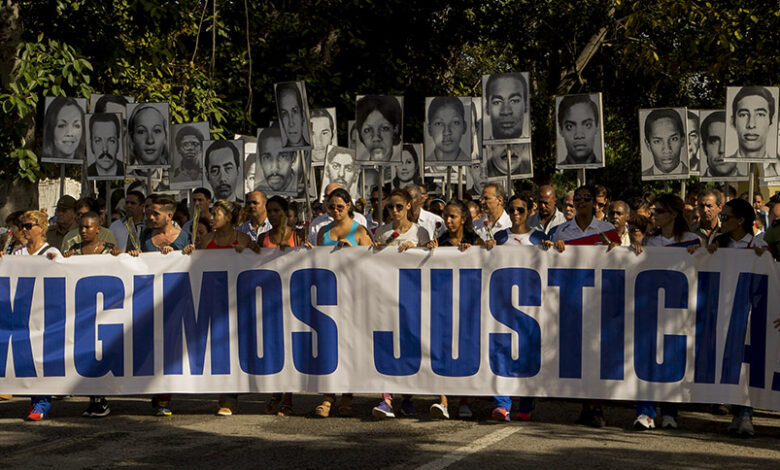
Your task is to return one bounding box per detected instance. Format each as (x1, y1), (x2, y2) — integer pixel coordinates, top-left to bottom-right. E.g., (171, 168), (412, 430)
(1, 394), (778, 469)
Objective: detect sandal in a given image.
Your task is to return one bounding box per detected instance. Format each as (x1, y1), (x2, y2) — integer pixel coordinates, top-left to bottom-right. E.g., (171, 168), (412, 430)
(277, 404), (294, 416)
(314, 401), (331, 418)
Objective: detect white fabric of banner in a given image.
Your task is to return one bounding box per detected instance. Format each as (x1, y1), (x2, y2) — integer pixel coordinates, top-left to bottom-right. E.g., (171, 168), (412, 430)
(0, 246), (778, 411)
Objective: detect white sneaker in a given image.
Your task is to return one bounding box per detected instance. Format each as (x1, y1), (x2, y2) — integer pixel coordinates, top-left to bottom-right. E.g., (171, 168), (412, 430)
(737, 416), (754, 437)
(661, 415), (678, 429)
(459, 404), (472, 419)
(633, 414), (655, 430)
(430, 403), (450, 419)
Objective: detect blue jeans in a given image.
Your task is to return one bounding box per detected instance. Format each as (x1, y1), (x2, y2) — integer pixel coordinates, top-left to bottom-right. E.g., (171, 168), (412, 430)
(493, 396), (534, 413)
(30, 395), (52, 414)
(636, 401), (678, 418)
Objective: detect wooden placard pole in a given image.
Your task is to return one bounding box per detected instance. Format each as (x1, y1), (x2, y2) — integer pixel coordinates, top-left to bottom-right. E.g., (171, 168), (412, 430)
(299, 150), (313, 223)
(577, 168), (586, 187)
(747, 163), (755, 204)
(377, 165), (384, 226)
(505, 145), (513, 197)
(59, 164), (66, 199)
(457, 166), (463, 200)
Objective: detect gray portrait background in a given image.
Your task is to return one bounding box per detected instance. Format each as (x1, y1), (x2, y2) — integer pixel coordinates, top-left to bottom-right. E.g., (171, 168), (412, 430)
(723, 86), (779, 163)
(274, 80), (312, 150)
(484, 143), (533, 181)
(639, 107), (690, 181)
(555, 93), (605, 169)
(170, 121), (210, 190)
(320, 145), (360, 201)
(355, 95), (404, 165)
(85, 112), (125, 181)
(310, 107), (338, 167)
(41, 96), (87, 164)
(202, 139), (245, 202)
(481, 72), (531, 145)
(423, 97), (472, 166)
(126, 102), (170, 171)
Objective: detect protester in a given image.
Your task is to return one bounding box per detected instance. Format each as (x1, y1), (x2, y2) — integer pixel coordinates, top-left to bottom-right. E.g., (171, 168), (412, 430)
(692, 188), (723, 246)
(182, 187), (213, 235)
(527, 185), (566, 235)
(474, 183), (511, 241)
(110, 190), (145, 252)
(309, 183), (369, 244)
(61, 197), (119, 252)
(63, 211), (120, 417)
(548, 185), (619, 427)
(3, 211), (27, 254)
(607, 200), (631, 246)
(314, 188), (373, 418)
(491, 193), (547, 422)
(45, 195), (78, 251)
(1, 210), (61, 420)
(128, 194), (192, 416)
(237, 190), (271, 242)
(593, 184), (610, 221)
(404, 184), (445, 240)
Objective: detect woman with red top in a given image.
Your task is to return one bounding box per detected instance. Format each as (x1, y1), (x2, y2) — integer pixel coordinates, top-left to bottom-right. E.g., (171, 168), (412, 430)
(183, 200), (258, 416)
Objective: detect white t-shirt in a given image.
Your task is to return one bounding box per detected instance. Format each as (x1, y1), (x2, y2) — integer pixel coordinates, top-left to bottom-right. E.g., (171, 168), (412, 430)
(645, 231), (701, 248)
(725, 233), (768, 249)
(494, 228), (547, 246)
(551, 217), (618, 244)
(375, 223), (430, 246)
(474, 210), (512, 241)
(12, 243), (62, 258)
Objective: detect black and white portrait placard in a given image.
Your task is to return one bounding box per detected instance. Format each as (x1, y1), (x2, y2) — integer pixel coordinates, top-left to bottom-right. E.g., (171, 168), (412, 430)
(126, 103), (170, 170)
(170, 122), (209, 190)
(698, 109), (749, 182)
(481, 72), (531, 145)
(320, 145), (360, 201)
(555, 93), (605, 169)
(88, 94), (134, 116)
(202, 139), (245, 203)
(274, 81), (312, 150)
(466, 158), (488, 196)
(723, 86), (779, 164)
(470, 97), (483, 162)
(766, 126), (780, 181)
(392, 143), (423, 189)
(423, 97), (472, 166)
(310, 107), (337, 166)
(85, 113), (125, 180)
(347, 119), (358, 150)
(484, 143), (533, 180)
(253, 127), (301, 197)
(639, 108), (690, 181)
(355, 95), (404, 164)
(41, 96), (87, 164)
(686, 109), (701, 176)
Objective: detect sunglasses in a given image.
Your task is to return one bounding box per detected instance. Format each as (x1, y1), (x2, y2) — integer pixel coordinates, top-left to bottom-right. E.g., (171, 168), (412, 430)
(389, 203), (405, 212)
(573, 194), (593, 202)
(718, 213), (737, 222)
(20, 223), (37, 230)
(609, 210), (623, 217)
(328, 203), (347, 211)
(507, 206), (526, 215)
(651, 208), (668, 216)
(595, 202), (607, 208)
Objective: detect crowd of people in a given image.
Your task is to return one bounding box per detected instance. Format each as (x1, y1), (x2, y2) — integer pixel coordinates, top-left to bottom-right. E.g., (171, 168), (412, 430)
(1, 179), (779, 437)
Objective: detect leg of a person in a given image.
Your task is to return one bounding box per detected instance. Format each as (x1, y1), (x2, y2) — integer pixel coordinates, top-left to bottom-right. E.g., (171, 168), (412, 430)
(493, 396), (511, 411)
(517, 397), (534, 414)
(660, 403), (678, 418)
(636, 401), (658, 418)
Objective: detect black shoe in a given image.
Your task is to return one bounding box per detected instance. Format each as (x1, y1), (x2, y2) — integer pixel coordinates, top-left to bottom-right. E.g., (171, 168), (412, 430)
(576, 408), (592, 426)
(83, 397), (110, 418)
(589, 407), (606, 428)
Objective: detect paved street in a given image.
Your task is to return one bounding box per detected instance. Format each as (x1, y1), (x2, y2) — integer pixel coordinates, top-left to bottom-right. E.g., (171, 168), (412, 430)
(2, 394), (779, 469)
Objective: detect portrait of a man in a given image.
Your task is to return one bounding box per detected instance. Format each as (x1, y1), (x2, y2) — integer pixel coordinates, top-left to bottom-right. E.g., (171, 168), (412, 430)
(484, 143), (532, 179)
(355, 95), (404, 164)
(253, 127), (300, 196)
(274, 81), (311, 150)
(640, 108), (690, 181)
(424, 97), (472, 166)
(555, 93), (604, 169)
(481, 72), (530, 144)
(699, 110), (748, 182)
(310, 107), (337, 165)
(203, 139), (244, 202)
(126, 102), (170, 169)
(41, 96), (87, 164)
(86, 113), (124, 180)
(90, 94), (133, 117)
(170, 122), (209, 190)
(724, 86), (779, 163)
(320, 145), (360, 201)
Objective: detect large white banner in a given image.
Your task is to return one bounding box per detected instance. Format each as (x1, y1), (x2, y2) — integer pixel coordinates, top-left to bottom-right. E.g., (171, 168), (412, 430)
(1, 247), (779, 411)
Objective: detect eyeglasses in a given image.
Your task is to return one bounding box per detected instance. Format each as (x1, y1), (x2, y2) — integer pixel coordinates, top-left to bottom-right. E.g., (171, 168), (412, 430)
(718, 213), (736, 222)
(20, 223), (37, 230)
(507, 206), (526, 214)
(573, 194), (593, 202)
(651, 208), (667, 216)
(596, 202), (607, 208)
(328, 203), (347, 211)
(389, 203), (405, 212)
(609, 210), (623, 217)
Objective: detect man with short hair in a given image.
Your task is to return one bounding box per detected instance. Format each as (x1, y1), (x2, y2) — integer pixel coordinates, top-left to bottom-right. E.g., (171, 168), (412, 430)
(206, 141), (243, 202)
(561, 191), (575, 221)
(87, 113), (124, 177)
(558, 95), (600, 165)
(527, 185), (566, 234)
(486, 143), (531, 177)
(257, 127), (298, 193)
(308, 183), (369, 244)
(46, 195), (78, 251)
(475, 183), (511, 241)
(310, 108), (334, 164)
(642, 109), (688, 176)
(237, 190), (271, 242)
(692, 188), (722, 246)
(110, 190), (145, 251)
(727, 86), (776, 161)
(61, 197), (118, 252)
(405, 184), (445, 240)
(484, 73), (528, 140)
(172, 125), (204, 182)
(324, 146), (359, 197)
(182, 187), (213, 236)
(608, 201), (631, 246)
(701, 111), (744, 177)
